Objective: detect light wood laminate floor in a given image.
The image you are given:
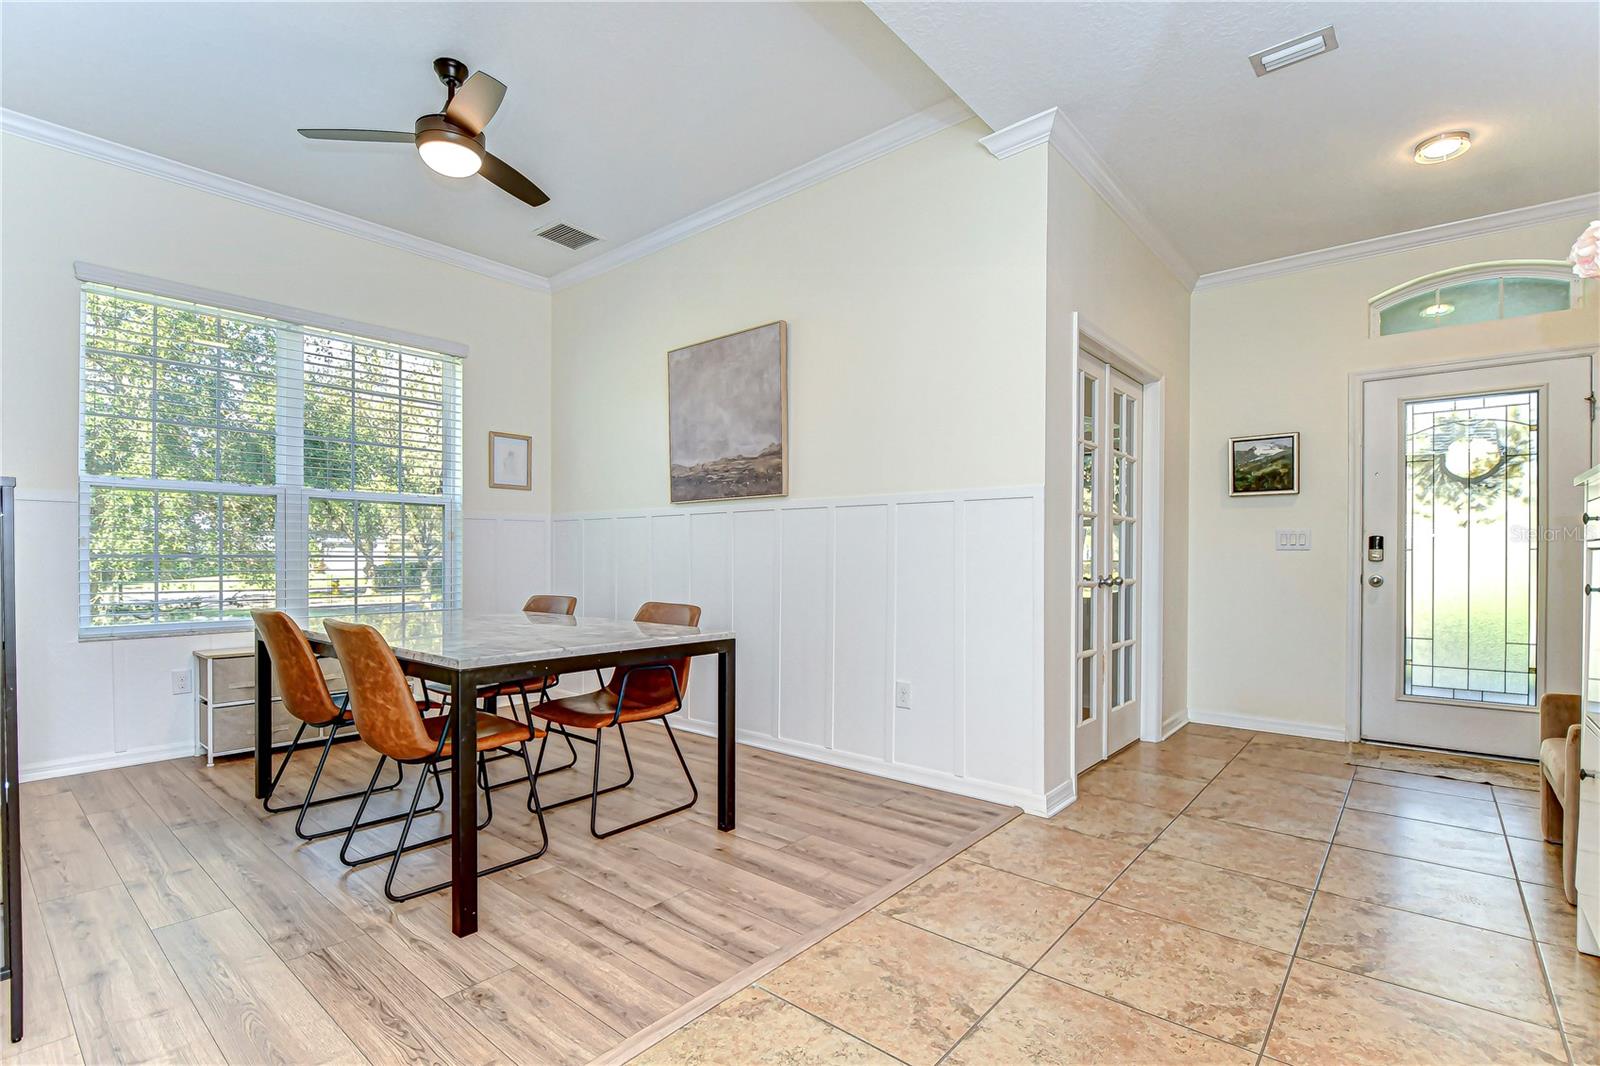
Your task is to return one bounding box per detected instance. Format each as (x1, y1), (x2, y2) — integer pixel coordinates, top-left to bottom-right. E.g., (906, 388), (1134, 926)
(2, 726), (1011, 1065)
(638, 725), (1599, 1066)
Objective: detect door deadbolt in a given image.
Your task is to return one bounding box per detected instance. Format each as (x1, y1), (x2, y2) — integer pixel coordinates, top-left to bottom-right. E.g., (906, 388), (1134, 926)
(1367, 574), (1384, 588)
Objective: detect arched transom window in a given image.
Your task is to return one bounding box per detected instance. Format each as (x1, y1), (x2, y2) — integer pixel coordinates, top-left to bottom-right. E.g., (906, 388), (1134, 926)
(1371, 261), (1580, 337)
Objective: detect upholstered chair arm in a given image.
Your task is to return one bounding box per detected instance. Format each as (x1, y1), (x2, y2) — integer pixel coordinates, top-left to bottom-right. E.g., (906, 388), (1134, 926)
(1541, 693), (1581, 743)
(1566, 723), (1582, 795)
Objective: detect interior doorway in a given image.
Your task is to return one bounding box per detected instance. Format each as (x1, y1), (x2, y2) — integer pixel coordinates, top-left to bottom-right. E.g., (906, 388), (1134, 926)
(1357, 353), (1592, 759)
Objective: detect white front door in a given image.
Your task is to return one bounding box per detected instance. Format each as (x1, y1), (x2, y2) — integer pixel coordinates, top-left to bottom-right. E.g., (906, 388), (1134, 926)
(1360, 355), (1591, 759)
(1076, 349), (1143, 774)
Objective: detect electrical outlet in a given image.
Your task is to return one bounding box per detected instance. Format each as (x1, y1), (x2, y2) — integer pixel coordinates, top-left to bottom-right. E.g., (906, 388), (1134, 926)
(171, 669), (192, 695)
(894, 681), (912, 710)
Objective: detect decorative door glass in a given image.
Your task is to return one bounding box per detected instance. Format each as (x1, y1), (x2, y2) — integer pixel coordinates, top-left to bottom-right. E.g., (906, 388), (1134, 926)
(1403, 390), (1538, 705)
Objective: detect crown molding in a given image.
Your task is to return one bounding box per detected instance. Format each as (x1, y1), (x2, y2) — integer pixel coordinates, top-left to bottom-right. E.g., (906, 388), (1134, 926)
(0, 108), (552, 292)
(1193, 192), (1600, 293)
(980, 108), (1198, 290)
(549, 97), (974, 292)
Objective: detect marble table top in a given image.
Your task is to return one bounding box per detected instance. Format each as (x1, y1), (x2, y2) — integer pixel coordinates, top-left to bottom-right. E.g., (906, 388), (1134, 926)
(295, 610), (733, 671)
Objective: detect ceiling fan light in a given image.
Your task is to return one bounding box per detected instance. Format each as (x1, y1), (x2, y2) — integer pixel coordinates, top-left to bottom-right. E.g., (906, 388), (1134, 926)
(416, 126), (484, 177)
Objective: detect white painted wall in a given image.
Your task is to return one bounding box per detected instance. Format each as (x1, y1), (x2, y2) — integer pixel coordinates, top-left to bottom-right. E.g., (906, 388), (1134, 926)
(1040, 147), (1193, 794)
(1188, 214), (1600, 736)
(549, 119), (1057, 809)
(0, 133), (552, 778)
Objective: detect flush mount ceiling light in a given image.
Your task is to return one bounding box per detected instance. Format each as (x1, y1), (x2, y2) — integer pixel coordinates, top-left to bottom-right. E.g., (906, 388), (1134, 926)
(1413, 130), (1473, 164)
(1419, 300), (1456, 318)
(1249, 26), (1338, 76)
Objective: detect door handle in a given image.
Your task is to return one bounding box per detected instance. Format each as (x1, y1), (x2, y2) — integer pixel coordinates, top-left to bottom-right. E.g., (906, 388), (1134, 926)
(1581, 768), (1594, 781)
(1367, 575), (1384, 588)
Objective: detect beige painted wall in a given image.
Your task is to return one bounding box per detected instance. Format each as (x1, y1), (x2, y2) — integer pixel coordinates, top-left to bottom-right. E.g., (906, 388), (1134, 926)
(0, 134), (552, 515)
(550, 119), (1048, 511)
(1041, 149), (1192, 790)
(1188, 215), (1600, 734)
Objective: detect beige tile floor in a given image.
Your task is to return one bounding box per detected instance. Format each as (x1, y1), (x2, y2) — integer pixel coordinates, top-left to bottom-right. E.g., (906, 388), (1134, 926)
(631, 725), (1599, 1066)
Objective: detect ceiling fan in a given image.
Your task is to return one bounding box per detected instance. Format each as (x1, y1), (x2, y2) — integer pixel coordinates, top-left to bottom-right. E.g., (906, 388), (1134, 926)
(298, 57), (549, 209)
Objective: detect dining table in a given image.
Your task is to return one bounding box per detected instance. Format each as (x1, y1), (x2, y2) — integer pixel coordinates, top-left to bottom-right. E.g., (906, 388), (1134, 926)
(252, 609), (737, 937)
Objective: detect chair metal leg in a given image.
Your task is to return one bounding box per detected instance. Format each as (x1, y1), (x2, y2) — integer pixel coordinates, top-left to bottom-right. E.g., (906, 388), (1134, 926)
(529, 721), (636, 813)
(381, 741), (549, 903)
(341, 754), (493, 868)
(264, 719), (401, 817)
(339, 757), (449, 867)
(590, 719), (698, 839)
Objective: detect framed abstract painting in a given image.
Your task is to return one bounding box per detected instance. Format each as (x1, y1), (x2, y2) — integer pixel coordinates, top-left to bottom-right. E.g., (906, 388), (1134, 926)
(667, 321), (788, 503)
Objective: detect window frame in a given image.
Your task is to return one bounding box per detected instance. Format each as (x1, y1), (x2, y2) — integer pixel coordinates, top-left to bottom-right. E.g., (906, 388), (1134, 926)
(1369, 260), (1580, 337)
(75, 267), (465, 639)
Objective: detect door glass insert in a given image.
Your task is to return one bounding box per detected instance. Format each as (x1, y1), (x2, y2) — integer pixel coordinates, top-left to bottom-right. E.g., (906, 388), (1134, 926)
(1403, 390), (1538, 705)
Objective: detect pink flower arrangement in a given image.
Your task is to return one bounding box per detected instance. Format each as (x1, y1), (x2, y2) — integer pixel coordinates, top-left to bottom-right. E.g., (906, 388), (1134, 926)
(1571, 220), (1600, 279)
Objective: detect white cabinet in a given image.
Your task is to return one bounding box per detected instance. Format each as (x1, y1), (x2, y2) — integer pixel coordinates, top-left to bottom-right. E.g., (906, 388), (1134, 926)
(1572, 467), (1600, 954)
(194, 647), (344, 765)
(1580, 713), (1598, 954)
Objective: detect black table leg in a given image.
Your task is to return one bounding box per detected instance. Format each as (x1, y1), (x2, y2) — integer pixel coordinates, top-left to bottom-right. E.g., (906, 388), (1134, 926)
(450, 669), (478, 936)
(717, 645), (736, 831)
(254, 636), (271, 798)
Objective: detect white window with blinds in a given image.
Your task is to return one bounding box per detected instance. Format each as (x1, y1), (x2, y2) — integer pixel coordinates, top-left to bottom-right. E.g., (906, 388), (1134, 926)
(77, 268), (463, 636)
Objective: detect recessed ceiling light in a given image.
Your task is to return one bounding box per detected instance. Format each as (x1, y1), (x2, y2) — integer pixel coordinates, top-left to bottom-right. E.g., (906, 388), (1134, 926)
(1419, 301), (1455, 318)
(1413, 131), (1472, 165)
(1249, 26), (1338, 76)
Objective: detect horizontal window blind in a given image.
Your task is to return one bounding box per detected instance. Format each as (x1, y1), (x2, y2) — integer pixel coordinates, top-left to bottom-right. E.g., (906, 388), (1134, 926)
(78, 282), (461, 637)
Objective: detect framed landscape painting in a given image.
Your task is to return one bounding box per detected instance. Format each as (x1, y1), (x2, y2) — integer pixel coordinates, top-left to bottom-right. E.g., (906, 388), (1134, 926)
(668, 321), (788, 503)
(1229, 432), (1299, 496)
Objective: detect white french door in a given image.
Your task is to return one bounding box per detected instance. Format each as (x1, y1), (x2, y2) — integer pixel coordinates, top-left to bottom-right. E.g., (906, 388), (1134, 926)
(1076, 350), (1143, 774)
(1359, 355), (1591, 759)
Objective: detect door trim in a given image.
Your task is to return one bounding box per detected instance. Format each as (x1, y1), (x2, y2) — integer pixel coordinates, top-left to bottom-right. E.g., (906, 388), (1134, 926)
(1071, 313), (1167, 752)
(1344, 345), (1599, 747)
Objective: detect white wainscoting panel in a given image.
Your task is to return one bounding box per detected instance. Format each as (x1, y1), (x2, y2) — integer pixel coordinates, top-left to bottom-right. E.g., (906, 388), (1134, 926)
(462, 514), (551, 613)
(550, 486), (1047, 811)
(18, 502), (546, 780)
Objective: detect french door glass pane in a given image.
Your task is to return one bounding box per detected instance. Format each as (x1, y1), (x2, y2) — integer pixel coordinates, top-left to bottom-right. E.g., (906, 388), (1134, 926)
(1080, 587), (1093, 651)
(1403, 390), (1538, 705)
(1080, 655), (1094, 723)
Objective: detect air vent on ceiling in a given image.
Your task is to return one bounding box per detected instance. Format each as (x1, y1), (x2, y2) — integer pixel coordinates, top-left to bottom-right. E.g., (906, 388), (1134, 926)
(1249, 26), (1338, 76)
(537, 223), (601, 250)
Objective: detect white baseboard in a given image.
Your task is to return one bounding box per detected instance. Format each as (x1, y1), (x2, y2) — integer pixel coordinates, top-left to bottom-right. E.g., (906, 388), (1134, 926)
(1040, 778), (1076, 818)
(666, 719), (1041, 816)
(21, 740), (197, 783)
(1185, 708), (1347, 743)
(1158, 714), (1188, 741)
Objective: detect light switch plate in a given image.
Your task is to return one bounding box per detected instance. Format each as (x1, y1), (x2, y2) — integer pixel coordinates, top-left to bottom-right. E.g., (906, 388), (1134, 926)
(1275, 529), (1311, 551)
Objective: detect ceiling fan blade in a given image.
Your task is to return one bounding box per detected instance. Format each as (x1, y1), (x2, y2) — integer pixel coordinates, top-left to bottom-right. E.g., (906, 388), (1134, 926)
(298, 128), (413, 143)
(480, 152), (549, 209)
(445, 71), (506, 136)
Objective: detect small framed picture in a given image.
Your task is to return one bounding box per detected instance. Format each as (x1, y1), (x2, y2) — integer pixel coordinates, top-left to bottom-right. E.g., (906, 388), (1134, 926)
(488, 431), (532, 491)
(1229, 432), (1300, 496)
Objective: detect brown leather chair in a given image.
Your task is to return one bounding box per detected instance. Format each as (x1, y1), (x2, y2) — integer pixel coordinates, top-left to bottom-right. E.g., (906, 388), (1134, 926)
(1539, 692), (1581, 904)
(530, 601), (700, 838)
(252, 609), (404, 840)
(425, 594), (581, 785)
(324, 618), (548, 902)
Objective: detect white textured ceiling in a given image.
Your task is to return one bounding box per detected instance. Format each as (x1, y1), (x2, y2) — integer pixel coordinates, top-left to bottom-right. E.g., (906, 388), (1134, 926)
(1, 2), (951, 277)
(870, 1), (1600, 276)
